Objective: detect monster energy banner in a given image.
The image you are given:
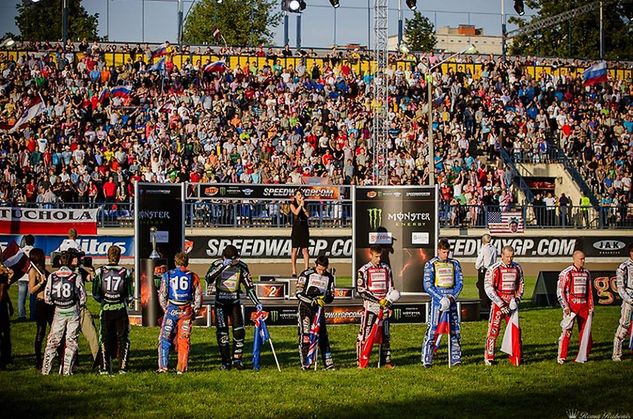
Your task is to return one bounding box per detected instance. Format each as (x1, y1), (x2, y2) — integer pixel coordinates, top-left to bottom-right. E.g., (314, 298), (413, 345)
(134, 183), (185, 274)
(236, 303), (427, 325)
(354, 186), (438, 293)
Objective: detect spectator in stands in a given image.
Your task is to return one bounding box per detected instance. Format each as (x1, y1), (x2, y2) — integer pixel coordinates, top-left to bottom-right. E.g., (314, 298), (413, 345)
(0, 42), (631, 229)
(544, 192), (557, 227)
(559, 193), (570, 227)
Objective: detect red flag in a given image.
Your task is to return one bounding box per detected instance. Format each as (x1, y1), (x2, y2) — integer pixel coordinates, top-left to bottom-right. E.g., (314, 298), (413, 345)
(2, 241), (30, 277)
(359, 308), (384, 368)
(501, 310), (522, 366)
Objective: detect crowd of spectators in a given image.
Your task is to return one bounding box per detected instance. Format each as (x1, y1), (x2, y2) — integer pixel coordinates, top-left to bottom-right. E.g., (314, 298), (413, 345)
(0, 40), (631, 227)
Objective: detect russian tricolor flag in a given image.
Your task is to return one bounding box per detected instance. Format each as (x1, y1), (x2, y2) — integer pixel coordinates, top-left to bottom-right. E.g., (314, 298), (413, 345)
(433, 310), (451, 352)
(111, 86), (132, 98)
(98, 88), (110, 103)
(203, 60), (226, 73)
(151, 43), (169, 59)
(583, 62), (608, 86)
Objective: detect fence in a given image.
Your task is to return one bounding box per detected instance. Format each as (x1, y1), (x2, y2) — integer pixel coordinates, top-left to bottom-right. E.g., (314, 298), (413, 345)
(5, 201), (631, 230)
(2, 49), (633, 81)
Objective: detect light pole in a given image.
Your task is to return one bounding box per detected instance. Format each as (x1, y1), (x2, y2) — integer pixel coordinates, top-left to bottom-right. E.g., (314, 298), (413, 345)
(397, 0), (403, 49)
(177, 0), (184, 47)
(426, 44), (477, 186)
(501, 0), (506, 61)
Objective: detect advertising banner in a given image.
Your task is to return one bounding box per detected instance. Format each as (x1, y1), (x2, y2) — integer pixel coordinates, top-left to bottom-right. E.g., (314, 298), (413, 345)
(186, 236), (352, 260)
(354, 186), (438, 293)
(0, 207), (98, 235)
(243, 303), (427, 325)
(447, 236), (632, 259)
(190, 184), (349, 200)
(534, 270), (622, 307)
(135, 183), (185, 272)
(0, 235), (134, 259)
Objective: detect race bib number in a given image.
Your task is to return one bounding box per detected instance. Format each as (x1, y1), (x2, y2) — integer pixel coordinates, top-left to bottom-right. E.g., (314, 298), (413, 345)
(435, 263), (455, 288)
(368, 269), (387, 294)
(219, 270), (240, 292)
(501, 271), (517, 292)
(308, 275), (328, 293)
(573, 274), (588, 295)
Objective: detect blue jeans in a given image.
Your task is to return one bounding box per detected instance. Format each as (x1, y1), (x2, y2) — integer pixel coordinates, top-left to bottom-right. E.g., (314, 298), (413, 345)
(17, 281), (28, 319)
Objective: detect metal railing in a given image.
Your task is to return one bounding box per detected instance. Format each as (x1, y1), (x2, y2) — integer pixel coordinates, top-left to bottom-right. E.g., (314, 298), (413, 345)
(499, 148), (535, 203)
(5, 201), (631, 229)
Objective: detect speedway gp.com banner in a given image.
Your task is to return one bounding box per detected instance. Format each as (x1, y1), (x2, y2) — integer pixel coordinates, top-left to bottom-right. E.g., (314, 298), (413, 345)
(446, 236), (632, 258)
(187, 236), (353, 259)
(0, 207), (98, 235)
(191, 184), (349, 200)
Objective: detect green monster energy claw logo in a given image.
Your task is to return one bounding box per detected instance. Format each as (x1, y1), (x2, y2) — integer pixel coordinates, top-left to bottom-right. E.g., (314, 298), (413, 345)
(392, 308), (402, 320)
(269, 311), (279, 323)
(368, 208), (382, 230)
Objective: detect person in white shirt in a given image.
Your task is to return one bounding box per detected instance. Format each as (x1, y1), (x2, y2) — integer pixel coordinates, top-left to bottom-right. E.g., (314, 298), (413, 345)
(475, 234), (497, 312)
(16, 235), (35, 321)
(58, 229), (81, 253)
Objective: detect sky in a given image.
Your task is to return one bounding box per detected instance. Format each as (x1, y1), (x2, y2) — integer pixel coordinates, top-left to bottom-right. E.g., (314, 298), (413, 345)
(0, 0), (533, 48)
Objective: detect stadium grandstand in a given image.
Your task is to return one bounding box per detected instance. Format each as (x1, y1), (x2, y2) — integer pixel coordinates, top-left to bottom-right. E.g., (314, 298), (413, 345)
(0, 41), (632, 230)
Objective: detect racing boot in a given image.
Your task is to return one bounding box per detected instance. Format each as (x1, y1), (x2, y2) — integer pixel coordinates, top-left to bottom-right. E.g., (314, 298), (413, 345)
(324, 352), (336, 370)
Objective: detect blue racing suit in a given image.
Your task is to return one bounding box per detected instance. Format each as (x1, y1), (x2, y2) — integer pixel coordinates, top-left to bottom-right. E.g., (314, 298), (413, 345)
(422, 256), (463, 366)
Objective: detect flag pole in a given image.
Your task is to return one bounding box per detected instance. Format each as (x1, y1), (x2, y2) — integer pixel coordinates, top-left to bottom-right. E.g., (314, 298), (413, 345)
(268, 338), (281, 372)
(377, 307), (383, 368)
(448, 309), (452, 368)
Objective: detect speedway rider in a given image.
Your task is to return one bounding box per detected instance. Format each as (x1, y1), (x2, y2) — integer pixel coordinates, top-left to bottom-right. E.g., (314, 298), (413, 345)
(157, 252), (202, 374)
(92, 245), (134, 374)
(356, 245), (396, 368)
(557, 249), (594, 364)
(422, 238), (464, 368)
(613, 242), (633, 361)
(41, 252), (87, 375)
(206, 244), (262, 370)
(484, 245), (525, 365)
(296, 255), (336, 370)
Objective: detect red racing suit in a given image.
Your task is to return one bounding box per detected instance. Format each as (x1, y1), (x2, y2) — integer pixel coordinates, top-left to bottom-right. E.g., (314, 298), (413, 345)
(484, 261), (524, 362)
(557, 265), (594, 361)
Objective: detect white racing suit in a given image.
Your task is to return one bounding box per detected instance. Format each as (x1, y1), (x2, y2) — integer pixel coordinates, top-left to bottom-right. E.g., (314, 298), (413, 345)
(422, 257), (463, 366)
(613, 258), (633, 360)
(41, 267), (87, 375)
(356, 261), (394, 366)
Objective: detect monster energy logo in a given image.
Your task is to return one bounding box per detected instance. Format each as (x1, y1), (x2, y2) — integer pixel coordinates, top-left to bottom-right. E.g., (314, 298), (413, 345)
(368, 208), (382, 230)
(268, 311), (279, 323)
(392, 308), (402, 320)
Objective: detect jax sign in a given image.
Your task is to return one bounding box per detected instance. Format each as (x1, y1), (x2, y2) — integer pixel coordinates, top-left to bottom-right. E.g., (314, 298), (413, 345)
(354, 186), (438, 293)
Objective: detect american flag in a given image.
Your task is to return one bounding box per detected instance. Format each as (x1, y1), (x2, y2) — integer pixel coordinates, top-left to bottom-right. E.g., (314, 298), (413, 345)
(487, 211), (525, 234)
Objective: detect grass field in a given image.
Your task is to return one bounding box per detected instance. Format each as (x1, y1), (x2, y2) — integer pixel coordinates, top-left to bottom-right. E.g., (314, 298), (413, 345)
(0, 280), (631, 418)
